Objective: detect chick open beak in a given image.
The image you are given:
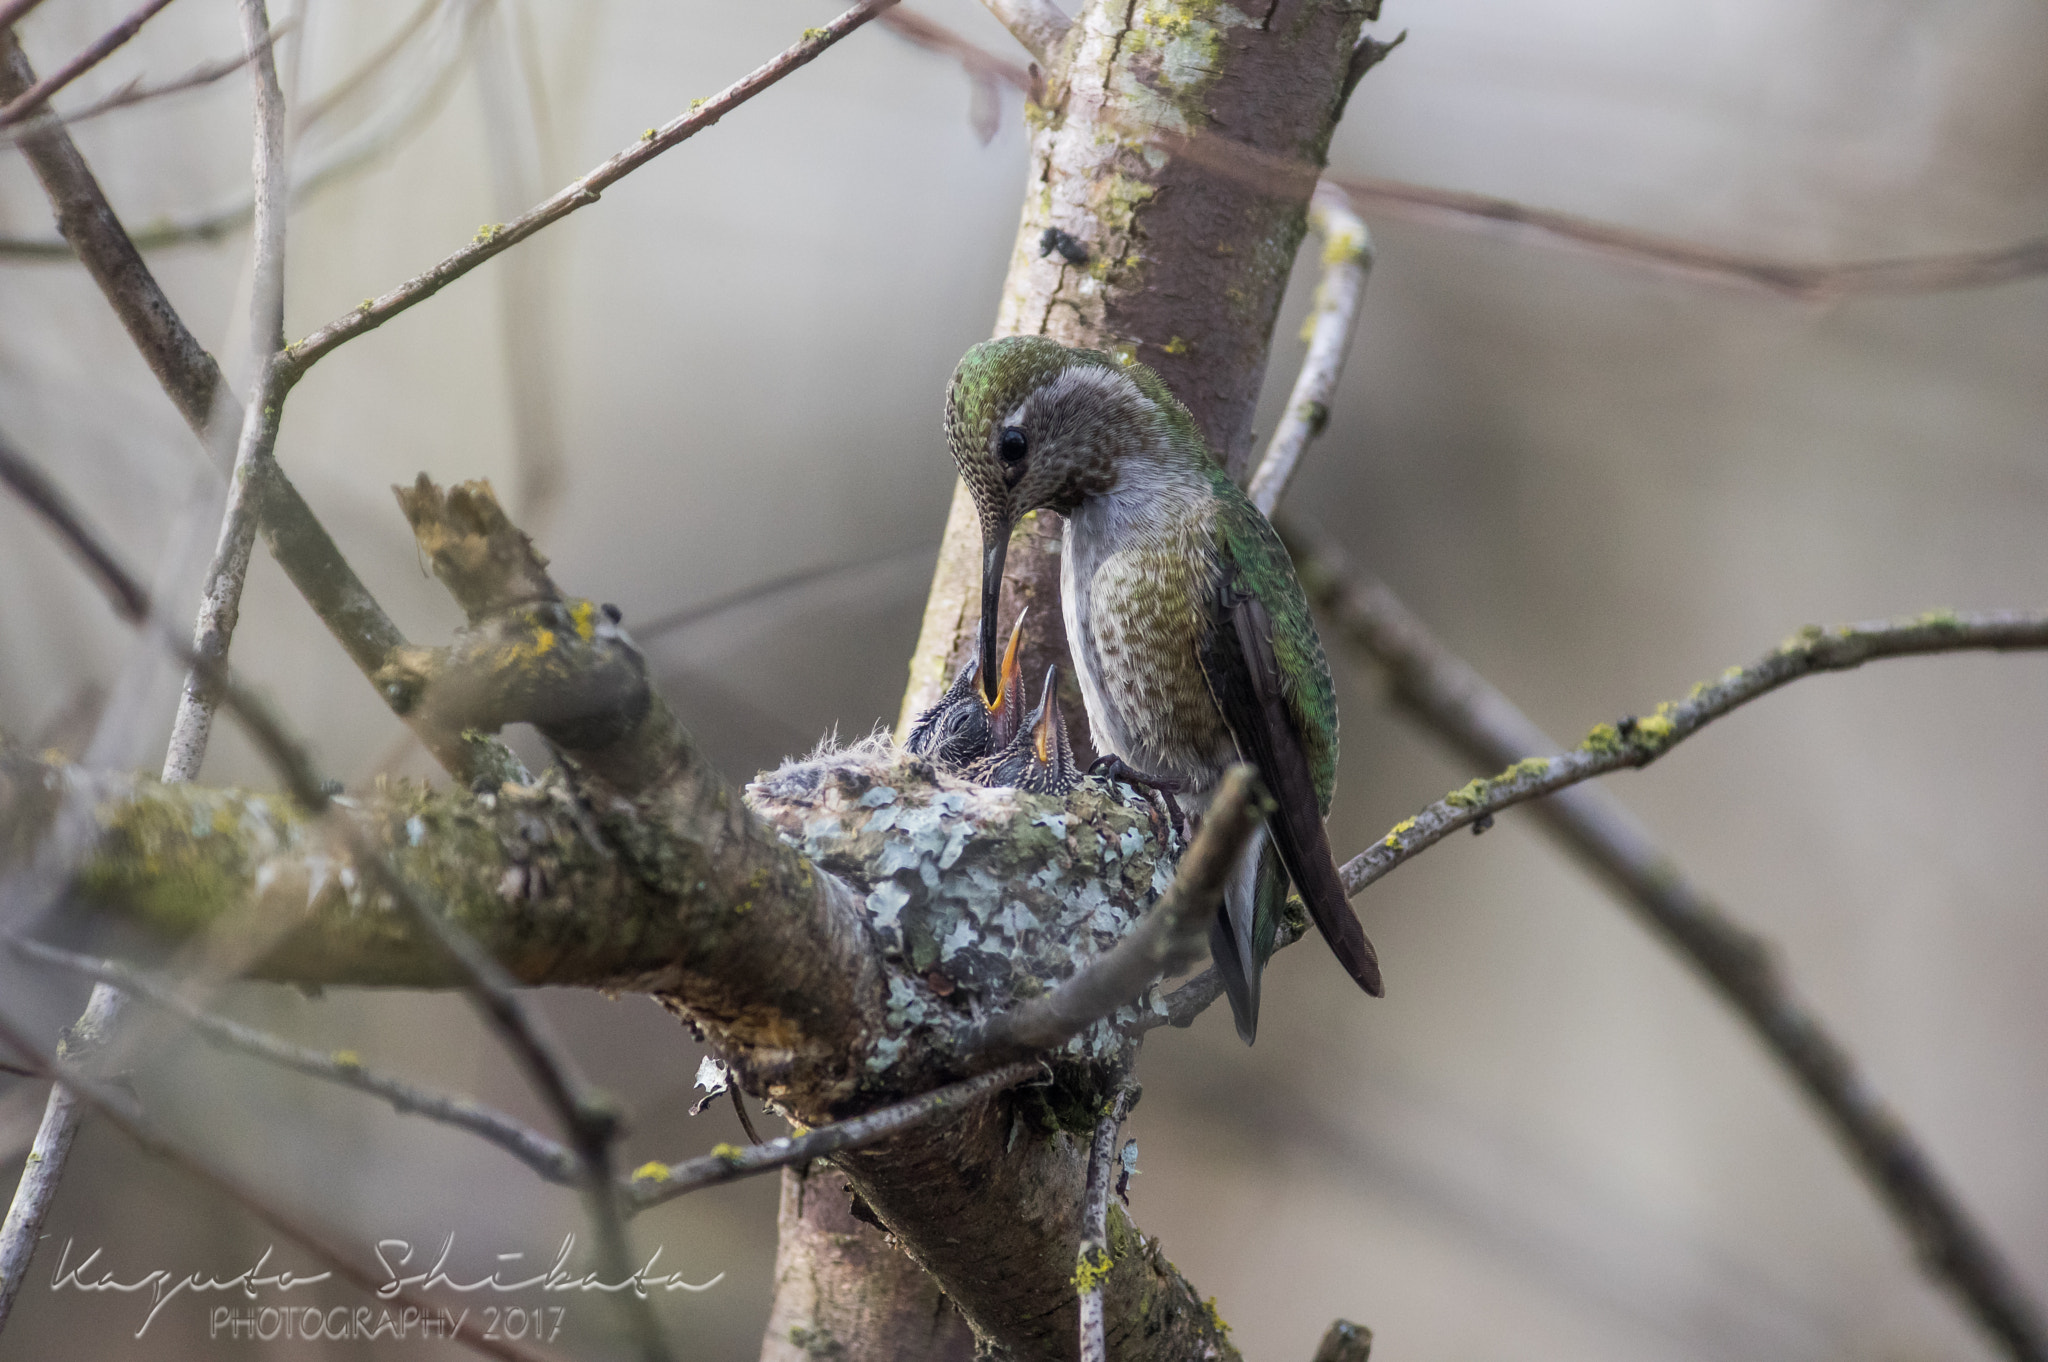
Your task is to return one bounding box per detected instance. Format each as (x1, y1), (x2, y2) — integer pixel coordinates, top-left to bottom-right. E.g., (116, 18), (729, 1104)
(1031, 664), (1063, 767)
(983, 608), (1028, 748)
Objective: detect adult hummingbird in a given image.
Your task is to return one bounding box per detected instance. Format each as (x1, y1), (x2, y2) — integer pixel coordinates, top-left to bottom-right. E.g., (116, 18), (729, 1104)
(944, 335), (1382, 1042)
(906, 610), (1029, 770)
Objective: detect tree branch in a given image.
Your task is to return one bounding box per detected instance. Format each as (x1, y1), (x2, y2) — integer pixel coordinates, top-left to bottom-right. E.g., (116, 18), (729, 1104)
(1077, 1084), (1137, 1362)
(1284, 520), (2048, 1362)
(628, 1062), (1041, 1213)
(0, 15), (293, 145)
(974, 766), (1264, 1061)
(0, 1017), (565, 1362)
(281, 0), (901, 376)
(158, 0), (291, 784)
(1247, 181), (1372, 515)
(10, 938), (581, 1184)
(975, 0), (1071, 67)
(3, 430), (678, 1359)
(1339, 608), (2048, 897)
(0, 0), (182, 130)
(0, 28), (521, 786)
(1332, 173), (2048, 300)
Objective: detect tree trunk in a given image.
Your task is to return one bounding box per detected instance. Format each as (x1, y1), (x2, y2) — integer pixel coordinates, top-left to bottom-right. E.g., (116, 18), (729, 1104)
(864, 1), (1369, 1355)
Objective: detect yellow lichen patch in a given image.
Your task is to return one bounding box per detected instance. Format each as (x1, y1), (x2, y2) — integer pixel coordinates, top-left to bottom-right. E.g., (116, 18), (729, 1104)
(1203, 1294), (1232, 1337)
(710, 1143), (745, 1163)
(1382, 816), (1417, 849)
(569, 599), (597, 641)
(631, 1161), (672, 1183)
(1582, 722), (1624, 756)
(1504, 757), (1551, 781)
(1071, 1246), (1114, 1295)
(1321, 229), (1369, 267)
(1634, 708), (1677, 743)
(331, 1050), (361, 1069)
(1443, 778), (1490, 809)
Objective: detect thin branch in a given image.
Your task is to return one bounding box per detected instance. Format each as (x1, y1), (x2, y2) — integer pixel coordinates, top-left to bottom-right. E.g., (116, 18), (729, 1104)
(1077, 1084), (1137, 1362)
(1338, 608), (2048, 898)
(627, 1062), (1041, 1212)
(0, 28), (519, 785)
(0, 1017), (564, 1362)
(290, 0), (442, 131)
(1246, 181), (1372, 514)
(633, 545), (928, 644)
(159, 0), (292, 783)
(0, 429), (670, 1362)
(0, 0), (479, 258)
(9, 939), (580, 1185)
(975, 766), (1267, 1060)
(1331, 173), (2048, 300)
(0, 983), (120, 1332)
(1283, 519), (2048, 1362)
(282, 0), (901, 377)
(976, 0), (1070, 66)
(0, 0), (182, 130)
(0, 1), (51, 37)
(0, 16), (294, 145)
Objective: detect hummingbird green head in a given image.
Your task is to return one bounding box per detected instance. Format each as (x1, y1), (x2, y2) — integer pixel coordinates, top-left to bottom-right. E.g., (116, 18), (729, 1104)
(945, 335), (1202, 702)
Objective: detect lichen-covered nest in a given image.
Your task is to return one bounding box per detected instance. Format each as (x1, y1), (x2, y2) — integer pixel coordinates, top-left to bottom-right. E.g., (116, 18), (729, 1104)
(745, 735), (1185, 1070)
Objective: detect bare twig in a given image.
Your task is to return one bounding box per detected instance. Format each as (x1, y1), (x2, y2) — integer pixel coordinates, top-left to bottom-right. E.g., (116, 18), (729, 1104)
(0, 28), (519, 785)
(0, 1017), (564, 1362)
(290, 0), (443, 131)
(976, 0), (1070, 66)
(633, 545), (928, 643)
(475, 3), (564, 524)
(0, 0), (481, 258)
(1246, 182), (1372, 515)
(1284, 520), (2048, 1362)
(0, 16), (294, 144)
(628, 1062), (1041, 1212)
(159, 0), (292, 783)
(9, 939), (580, 1184)
(0, 430), (669, 1361)
(282, 0), (901, 376)
(879, 8), (1030, 139)
(976, 767), (1267, 1060)
(0, 0), (182, 130)
(0, 983), (120, 1331)
(1077, 1084), (1137, 1362)
(0, 1), (51, 37)
(1339, 609), (2048, 898)
(1331, 173), (2048, 300)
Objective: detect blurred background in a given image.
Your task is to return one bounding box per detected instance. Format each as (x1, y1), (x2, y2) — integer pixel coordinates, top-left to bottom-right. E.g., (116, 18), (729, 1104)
(1, 0), (2044, 1357)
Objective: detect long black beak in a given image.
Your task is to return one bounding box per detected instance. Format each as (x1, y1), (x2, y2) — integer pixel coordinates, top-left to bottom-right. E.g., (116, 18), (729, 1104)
(979, 531), (1008, 704)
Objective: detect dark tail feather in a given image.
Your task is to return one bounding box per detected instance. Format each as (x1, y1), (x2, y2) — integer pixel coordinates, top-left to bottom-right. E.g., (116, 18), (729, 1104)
(1210, 908), (1259, 1045)
(1277, 813), (1383, 998)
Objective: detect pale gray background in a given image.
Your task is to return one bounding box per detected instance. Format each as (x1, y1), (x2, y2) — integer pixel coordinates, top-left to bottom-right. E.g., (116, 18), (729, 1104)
(1, 0), (2043, 1358)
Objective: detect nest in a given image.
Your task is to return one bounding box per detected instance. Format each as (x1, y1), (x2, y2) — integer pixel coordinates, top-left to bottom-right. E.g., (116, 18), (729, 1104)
(746, 733), (1184, 1071)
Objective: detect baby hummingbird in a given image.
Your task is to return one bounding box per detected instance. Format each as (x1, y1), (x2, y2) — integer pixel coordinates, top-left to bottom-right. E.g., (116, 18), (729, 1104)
(944, 336), (1382, 1042)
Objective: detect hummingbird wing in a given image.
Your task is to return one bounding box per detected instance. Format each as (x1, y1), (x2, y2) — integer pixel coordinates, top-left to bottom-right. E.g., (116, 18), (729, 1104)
(1199, 561), (1384, 1000)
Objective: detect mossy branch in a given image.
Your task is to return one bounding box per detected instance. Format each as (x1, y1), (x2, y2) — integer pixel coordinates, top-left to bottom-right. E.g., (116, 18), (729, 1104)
(1343, 608), (2048, 895)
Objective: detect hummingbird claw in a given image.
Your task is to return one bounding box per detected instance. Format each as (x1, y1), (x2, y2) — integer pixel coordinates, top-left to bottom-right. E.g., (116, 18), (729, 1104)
(1088, 754), (1187, 842)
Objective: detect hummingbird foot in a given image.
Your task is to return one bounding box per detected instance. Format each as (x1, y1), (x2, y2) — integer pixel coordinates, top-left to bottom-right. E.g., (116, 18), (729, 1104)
(1088, 754), (1187, 842)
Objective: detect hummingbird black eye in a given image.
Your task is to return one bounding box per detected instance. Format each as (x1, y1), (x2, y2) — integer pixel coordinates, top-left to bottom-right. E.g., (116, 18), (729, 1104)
(999, 427), (1028, 464)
